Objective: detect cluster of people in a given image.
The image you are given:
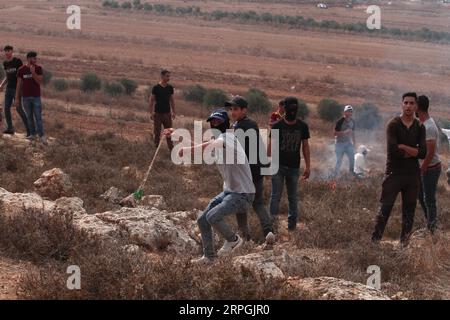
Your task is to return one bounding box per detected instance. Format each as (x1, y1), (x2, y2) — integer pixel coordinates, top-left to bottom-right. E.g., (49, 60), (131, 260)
(0, 45), (47, 145)
(151, 71), (447, 263)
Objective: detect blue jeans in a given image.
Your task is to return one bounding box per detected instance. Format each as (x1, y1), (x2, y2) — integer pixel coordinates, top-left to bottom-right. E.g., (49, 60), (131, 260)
(22, 97), (44, 137)
(335, 142), (355, 176)
(419, 165), (441, 232)
(269, 165), (300, 224)
(4, 88), (30, 135)
(197, 191), (254, 259)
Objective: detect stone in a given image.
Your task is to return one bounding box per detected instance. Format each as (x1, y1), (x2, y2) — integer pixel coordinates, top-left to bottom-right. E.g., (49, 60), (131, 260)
(34, 168), (73, 200)
(100, 187), (125, 205)
(0, 187), (55, 218)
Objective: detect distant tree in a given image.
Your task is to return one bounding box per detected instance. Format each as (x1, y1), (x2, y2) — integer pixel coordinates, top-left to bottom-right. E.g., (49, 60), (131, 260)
(297, 99), (310, 119)
(202, 88), (228, 108)
(183, 84), (207, 103)
(354, 102), (382, 130)
(244, 88), (271, 114)
(121, 1), (132, 9)
(317, 99), (342, 122)
(43, 70), (53, 86)
(119, 78), (138, 95)
(104, 81), (125, 96)
(81, 73), (102, 92)
(52, 78), (69, 92)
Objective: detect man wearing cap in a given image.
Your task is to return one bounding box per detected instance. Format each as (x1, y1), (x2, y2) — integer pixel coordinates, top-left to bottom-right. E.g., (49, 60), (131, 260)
(371, 92), (426, 246)
(354, 145), (370, 179)
(227, 96), (275, 245)
(269, 99), (285, 128)
(164, 109), (255, 265)
(416, 95), (441, 234)
(269, 97), (311, 231)
(334, 105), (356, 177)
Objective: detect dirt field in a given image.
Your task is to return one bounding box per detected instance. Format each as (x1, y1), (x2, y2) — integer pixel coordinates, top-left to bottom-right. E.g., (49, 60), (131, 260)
(1, 0), (450, 300)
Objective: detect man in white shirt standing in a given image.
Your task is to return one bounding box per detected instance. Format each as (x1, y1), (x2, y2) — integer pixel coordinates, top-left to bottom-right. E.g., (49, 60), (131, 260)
(416, 95), (441, 234)
(354, 145), (370, 179)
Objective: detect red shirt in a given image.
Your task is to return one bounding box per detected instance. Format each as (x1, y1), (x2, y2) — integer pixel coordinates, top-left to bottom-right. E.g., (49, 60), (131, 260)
(17, 64), (43, 97)
(269, 111), (283, 127)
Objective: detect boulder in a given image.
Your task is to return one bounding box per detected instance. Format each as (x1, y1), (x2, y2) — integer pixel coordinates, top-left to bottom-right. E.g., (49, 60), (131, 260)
(95, 207), (199, 253)
(0, 187), (55, 218)
(233, 251), (286, 283)
(34, 168), (73, 200)
(285, 277), (391, 300)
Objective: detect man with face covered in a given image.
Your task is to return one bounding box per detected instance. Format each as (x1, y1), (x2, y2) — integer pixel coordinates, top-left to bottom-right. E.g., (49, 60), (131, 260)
(372, 92), (427, 246)
(164, 109), (255, 265)
(269, 97), (311, 231)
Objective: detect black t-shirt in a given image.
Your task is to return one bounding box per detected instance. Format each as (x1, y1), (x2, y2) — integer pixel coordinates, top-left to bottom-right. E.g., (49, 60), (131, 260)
(272, 118), (310, 169)
(335, 117), (355, 143)
(152, 83), (174, 113)
(3, 57), (23, 89)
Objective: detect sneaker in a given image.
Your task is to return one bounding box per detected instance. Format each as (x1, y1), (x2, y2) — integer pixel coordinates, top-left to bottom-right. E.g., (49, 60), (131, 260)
(40, 136), (48, 145)
(3, 129), (14, 135)
(25, 135), (36, 141)
(217, 235), (243, 256)
(190, 255), (214, 265)
(265, 231), (276, 245)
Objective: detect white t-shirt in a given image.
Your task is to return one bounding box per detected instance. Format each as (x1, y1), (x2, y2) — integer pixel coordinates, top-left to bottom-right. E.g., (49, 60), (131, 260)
(354, 152), (367, 175)
(422, 117), (441, 167)
(214, 132), (255, 194)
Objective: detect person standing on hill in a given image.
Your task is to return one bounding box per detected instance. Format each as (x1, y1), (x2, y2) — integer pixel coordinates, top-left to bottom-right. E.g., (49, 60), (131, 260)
(15, 51), (46, 145)
(416, 95), (441, 234)
(269, 99), (285, 128)
(228, 96), (275, 245)
(269, 97), (311, 231)
(371, 92), (427, 246)
(150, 69), (176, 150)
(334, 105), (356, 178)
(0, 45), (30, 136)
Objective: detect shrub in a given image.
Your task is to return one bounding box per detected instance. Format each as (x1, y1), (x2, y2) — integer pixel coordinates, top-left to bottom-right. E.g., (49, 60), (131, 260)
(121, 1), (132, 9)
(119, 78), (138, 95)
(354, 102), (382, 130)
(80, 73), (102, 92)
(183, 84), (206, 103)
(104, 81), (125, 96)
(143, 2), (153, 11)
(244, 88), (271, 114)
(297, 99), (310, 119)
(202, 88), (228, 108)
(52, 78), (69, 92)
(317, 98), (342, 122)
(43, 70), (53, 86)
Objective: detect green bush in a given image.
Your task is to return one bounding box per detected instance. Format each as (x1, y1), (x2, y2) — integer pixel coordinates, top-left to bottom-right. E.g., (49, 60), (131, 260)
(143, 2), (153, 11)
(133, 0), (143, 10)
(104, 81), (124, 96)
(80, 73), (102, 92)
(43, 70), (53, 86)
(121, 1), (132, 9)
(52, 78), (68, 92)
(202, 88), (228, 108)
(317, 99), (342, 122)
(244, 88), (271, 114)
(297, 99), (310, 119)
(183, 84), (206, 103)
(354, 102), (382, 130)
(119, 78), (138, 95)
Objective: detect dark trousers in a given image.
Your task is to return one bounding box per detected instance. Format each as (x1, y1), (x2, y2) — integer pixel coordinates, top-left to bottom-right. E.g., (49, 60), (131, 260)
(4, 88), (30, 135)
(154, 112), (173, 150)
(419, 164), (441, 233)
(372, 173), (420, 243)
(236, 174), (274, 239)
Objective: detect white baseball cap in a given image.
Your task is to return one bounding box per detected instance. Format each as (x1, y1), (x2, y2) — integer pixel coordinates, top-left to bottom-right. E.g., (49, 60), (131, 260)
(344, 105), (353, 112)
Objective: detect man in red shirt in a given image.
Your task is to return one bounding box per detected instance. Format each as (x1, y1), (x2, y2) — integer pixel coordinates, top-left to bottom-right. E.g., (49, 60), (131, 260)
(269, 99), (285, 128)
(15, 51), (47, 145)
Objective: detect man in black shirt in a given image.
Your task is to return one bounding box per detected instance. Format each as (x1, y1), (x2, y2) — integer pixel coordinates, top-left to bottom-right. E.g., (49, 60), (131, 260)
(0, 45), (29, 135)
(149, 69), (176, 150)
(269, 97), (311, 231)
(372, 92), (427, 246)
(228, 96), (275, 245)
